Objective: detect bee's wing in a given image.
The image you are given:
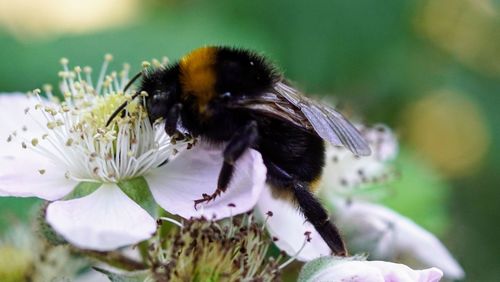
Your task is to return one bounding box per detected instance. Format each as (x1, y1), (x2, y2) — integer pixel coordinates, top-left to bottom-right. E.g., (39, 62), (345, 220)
(229, 82), (371, 156)
(274, 82), (371, 156)
(233, 91), (311, 130)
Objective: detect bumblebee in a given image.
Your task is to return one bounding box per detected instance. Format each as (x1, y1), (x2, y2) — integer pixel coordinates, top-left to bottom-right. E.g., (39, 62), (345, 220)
(107, 46), (371, 256)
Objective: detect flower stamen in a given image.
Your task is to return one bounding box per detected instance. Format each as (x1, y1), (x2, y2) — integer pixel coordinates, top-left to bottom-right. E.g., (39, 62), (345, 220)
(278, 231), (310, 269)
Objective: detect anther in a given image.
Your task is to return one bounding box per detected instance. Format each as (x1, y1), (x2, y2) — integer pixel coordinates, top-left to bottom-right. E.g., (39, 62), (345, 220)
(152, 58), (161, 68)
(104, 53), (113, 62)
(60, 58), (69, 65)
(161, 56), (170, 66)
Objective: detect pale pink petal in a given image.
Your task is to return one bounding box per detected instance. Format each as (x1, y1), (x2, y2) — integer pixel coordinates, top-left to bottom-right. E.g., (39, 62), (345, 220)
(147, 143), (267, 220)
(310, 260), (384, 282)
(46, 183), (157, 251)
(369, 261), (443, 282)
(334, 200), (464, 280)
(0, 154), (75, 200)
(255, 185), (331, 261)
(309, 260), (443, 282)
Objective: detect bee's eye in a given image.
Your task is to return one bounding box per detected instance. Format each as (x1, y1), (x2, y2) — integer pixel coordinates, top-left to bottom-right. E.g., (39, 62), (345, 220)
(220, 92), (232, 100)
(153, 90), (169, 101)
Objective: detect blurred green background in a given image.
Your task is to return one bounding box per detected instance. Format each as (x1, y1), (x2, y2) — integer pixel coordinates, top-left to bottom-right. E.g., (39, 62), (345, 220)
(0, 0), (499, 280)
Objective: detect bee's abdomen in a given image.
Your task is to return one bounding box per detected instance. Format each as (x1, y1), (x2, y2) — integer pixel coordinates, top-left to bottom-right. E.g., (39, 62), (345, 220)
(255, 117), (325, 190)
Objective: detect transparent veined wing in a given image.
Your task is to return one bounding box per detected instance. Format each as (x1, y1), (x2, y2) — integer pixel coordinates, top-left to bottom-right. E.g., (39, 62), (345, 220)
(274, 82), (371, 156)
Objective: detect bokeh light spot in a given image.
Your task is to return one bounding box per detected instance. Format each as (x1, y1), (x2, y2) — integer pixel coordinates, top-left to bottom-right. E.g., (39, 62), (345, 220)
(400, 90), (490, 178)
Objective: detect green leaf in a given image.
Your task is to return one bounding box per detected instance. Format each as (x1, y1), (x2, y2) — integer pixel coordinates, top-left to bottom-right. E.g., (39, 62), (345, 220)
(381, 148), (451, 235)
(63, 182), (102, 200)
(93, 267), (148, 282)
(0, 198), (40, 234)
(298, 256), (335, 282)
(118, 177), (156, 216)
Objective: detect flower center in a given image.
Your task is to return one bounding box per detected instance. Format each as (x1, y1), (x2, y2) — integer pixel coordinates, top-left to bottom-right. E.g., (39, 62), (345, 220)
(82, 93), (132, 131)
(12, 56), (180, 183)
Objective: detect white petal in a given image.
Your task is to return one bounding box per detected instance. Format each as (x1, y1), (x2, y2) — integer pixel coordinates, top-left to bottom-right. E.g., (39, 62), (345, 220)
(368, 262), (443, 282)
(0, 93), (47, 157)
(0, 93), (45, 133)
(147, 143), (267, 220)
(255, 185), (331, 261)
(0, 154), (75, 200)
(321, 124), (398, 193)
(46, 183), (157, 251)
(310, 260), (443, 282)
(0, 93), (42, 161)
(334, 200), (464, 280)
(362, 124), (399, 162)
(0, 93), (73, 200)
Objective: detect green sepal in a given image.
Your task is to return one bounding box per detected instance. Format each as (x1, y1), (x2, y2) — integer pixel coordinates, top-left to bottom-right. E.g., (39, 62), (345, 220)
(63, 182), (102, 200)
(94, 267), (148, 282)
(298, 256), (335, 282)
(36, 203), (67, 246)
(118, 177), (156, 216)
(298, 255), (367, 282)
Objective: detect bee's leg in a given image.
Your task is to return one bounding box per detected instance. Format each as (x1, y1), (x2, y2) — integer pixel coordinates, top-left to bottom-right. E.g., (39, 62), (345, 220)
(165, 103), (184, 140)
(292, 181), (347, 256)
(194, 121), (258, 208)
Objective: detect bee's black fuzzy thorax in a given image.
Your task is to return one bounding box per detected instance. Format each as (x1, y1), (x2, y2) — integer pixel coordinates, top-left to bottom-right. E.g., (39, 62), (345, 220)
(214, 47), (279, 97)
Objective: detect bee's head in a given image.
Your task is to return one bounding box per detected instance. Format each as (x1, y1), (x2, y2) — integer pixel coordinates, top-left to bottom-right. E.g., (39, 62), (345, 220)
(140, 68), (181, 124)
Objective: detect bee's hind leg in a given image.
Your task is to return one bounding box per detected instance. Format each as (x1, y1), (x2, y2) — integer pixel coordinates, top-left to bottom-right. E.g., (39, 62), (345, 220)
(194, 121), (259, 209)
(292, 181), (347, 256)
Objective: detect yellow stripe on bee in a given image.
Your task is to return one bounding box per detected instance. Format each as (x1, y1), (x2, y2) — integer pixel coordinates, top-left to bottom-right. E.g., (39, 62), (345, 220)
(309, 176), (323, 193)
(179, 47), (217, 113)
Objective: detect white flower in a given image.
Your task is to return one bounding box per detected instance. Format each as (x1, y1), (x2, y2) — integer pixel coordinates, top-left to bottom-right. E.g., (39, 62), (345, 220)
(299, 257), (443, 282)
(321, 124), (398, 197)
(318, 124), (463, 279)
(0, 57), (265, 251)
(333, 200), (465, 280)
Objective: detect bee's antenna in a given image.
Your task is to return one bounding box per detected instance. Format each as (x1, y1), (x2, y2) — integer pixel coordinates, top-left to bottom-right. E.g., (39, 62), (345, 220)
(106, 71), (143, 127)
(123, 71), (143, 93)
